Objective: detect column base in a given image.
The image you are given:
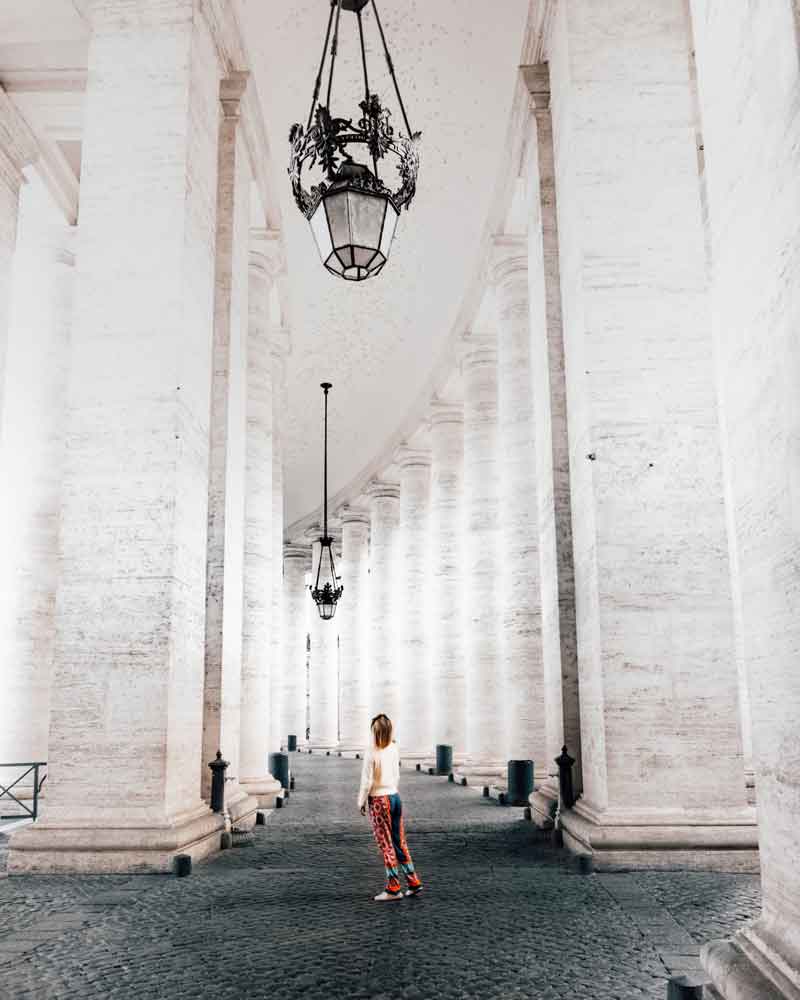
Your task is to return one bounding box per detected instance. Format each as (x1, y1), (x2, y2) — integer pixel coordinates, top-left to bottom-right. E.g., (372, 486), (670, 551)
(559, 800), (759, 872)
(239, 775), (283, 808)
(7, 803), (225, 874)
(702, 918), (800, 1000)
(530, 781), (559, 829)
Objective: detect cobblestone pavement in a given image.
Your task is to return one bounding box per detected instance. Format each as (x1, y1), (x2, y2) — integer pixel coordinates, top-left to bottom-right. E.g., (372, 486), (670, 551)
(0, 755), (761, 1000)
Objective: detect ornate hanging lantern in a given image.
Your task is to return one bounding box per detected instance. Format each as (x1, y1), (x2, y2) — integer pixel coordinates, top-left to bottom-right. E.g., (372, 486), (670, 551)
(289, 0), (421, 281)
(311, 382), (343, 620)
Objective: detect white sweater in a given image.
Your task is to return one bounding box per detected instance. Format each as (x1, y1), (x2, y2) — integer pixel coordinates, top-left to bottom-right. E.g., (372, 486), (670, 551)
(357, 742), (400, 809)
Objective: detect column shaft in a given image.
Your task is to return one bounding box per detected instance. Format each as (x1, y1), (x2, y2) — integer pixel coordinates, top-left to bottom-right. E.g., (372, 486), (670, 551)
(459, 338), (505, 778)
(270, 333), (289, 746)
(238, 253), (280, 803)
(9, 0), (225, 873)
(397, 452), (432, 756)
(0, 184), (74, 784)
(307, 537), (339, 748)
(337, 511), (370, 750)
(367, 484), (401, 721)
(548, 0), (754, 866)
(493, 237), (547, 771)
(690, 0), (800, 995)
(283, 545), (311, 745)
(200, 73), (256, 827)
(429, 404), (466, 756)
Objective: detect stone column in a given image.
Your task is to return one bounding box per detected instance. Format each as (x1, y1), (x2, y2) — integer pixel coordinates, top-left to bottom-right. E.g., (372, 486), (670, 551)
(237, 247), (281, 805)
(396, 449), (432, 757)
(269, 326), (290, 748)
(524, 65), (583, 828)
(456, 335), (505, 783)
(366, 481), (401, 722)
(283, 543), (311, 747)
(9, 0), (226, 873)
(428, 402), (466, 759)
(306, 531), (339, 749)
(200, 72), (257, 828)
(0, 184), (74, 793)
(493, 235), (547, 776)
(0, 85), (37, 443)
(546, 0), (755, 869)
(689, 1), (800, 995)
(337, 507), (371, 752)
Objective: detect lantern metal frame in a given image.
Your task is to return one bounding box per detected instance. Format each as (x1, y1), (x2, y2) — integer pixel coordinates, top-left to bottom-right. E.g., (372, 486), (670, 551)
(288, 0), (421, 280)
(311, 382), (344, 620)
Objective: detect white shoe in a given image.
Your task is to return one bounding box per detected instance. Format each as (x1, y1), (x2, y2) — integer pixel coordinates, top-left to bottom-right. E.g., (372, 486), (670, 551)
(374, 890), (403, 902)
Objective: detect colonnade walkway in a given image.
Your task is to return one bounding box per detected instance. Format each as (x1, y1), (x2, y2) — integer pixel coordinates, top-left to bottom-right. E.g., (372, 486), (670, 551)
(0, 755), (761, 1000)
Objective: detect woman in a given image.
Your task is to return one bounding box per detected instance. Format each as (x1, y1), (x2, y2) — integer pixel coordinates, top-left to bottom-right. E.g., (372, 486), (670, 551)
(358, 713), (423, 901)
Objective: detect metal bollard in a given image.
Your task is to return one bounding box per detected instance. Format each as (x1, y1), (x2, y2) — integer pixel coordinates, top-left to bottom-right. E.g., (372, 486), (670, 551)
(507, 760), (534, 806)
(667, 975), (706, 999)
(556, 745), (576, 811)
(173, 854), (192, 878)
(435, 744), (453, 775)
(208, 751), (229, 813)
(269, 752), (290, 790)
(287, 734), (298, 752)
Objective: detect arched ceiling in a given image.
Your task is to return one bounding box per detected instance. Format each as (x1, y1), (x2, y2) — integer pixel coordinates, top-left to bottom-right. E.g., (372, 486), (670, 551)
(241, 0), (530, 526)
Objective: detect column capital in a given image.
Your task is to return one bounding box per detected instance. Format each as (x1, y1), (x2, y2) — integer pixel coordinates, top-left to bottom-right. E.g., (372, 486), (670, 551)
(461, 332), (498, 371)
(394, 446), (432, 472)
(521, 63), (552, 115)
(338, 505), (371, 528)
(220, 71), (249, 119)
(428, 399), (464, 428)
(367, 479), (401, 504)
(284, 542), (312, 563)
(249, 228), (286, 279)
(490, 234), (528, 286)
(0, 86), (38, 188)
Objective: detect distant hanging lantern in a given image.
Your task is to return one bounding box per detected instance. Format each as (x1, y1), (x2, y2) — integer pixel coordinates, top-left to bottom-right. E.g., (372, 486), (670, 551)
(310, 382), (343, 620)
(289, 0), (421, 281)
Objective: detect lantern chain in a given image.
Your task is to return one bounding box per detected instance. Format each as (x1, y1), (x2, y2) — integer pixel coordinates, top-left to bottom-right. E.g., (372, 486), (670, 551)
(306, 2), (336, 131)
(356, 8), (380, 181)
(325, 0), (344, 114)
(370, 0), (415, 139)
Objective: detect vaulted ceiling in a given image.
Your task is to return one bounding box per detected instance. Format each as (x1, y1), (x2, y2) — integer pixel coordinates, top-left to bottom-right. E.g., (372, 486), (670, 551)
(0, 0), (531, 526)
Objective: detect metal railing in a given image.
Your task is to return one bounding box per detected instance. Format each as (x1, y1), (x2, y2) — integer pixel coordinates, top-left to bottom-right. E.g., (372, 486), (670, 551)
(0, 762), (47, 820)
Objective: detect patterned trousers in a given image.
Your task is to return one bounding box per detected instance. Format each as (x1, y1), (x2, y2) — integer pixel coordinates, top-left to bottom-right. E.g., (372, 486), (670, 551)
(368, 793), (422, 894)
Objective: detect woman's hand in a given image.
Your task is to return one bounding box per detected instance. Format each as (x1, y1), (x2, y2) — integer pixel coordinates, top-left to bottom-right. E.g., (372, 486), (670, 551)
(360, 804), (366, 816)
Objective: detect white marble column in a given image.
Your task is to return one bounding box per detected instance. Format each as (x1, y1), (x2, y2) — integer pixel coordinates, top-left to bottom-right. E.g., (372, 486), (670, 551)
(9, 0), (226, 873)
(269, 326), (290, 749)
(282, 543), (311, 746)
(0, 184), (74, 792)
(366, 481), (401, 722)
(200, 73), (257, 827)
(0, 86), (37, 443)
(428, 402), (466, 758)
(306, 532), (340, 749)
(689, 1), (800, 995)
(396, 449), (432, 757)
(237, 248), (281, 805)
(493, 235), (547, 775)
(457, 335), (505, 782)
(337, 507), (371, 752)
(546, 0), (755, 868)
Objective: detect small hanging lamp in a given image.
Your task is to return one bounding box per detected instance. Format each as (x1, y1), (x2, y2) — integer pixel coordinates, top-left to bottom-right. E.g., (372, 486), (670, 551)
(289, 0), (421, 281)
(311, 382), (343, 620)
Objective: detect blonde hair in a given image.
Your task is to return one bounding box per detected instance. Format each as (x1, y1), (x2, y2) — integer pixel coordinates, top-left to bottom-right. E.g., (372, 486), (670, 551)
(371, 714), (393, 749)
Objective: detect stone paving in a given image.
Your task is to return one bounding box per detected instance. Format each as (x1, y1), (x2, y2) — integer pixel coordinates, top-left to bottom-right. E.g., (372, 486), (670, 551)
(0, 755), (761, 1000)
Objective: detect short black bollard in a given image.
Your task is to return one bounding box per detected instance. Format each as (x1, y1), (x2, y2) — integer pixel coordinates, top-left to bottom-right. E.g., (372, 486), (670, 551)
(507, 759), (534, 806)
(268, 752), (290, 790)
(287, 734), (297, 752)
(208, 750), (229, 814)
(482, 786), (490, 798)
(276, 796), (283, 809)
(289, 775), (295, 790)
(667, 975), (707, 999)
(173, 854), (192, 878)
(435, 744), (453, 775)
(220, 831), (232, 850)
(255, 811), (267, 826)
(556, 745), (576, 811)
(578, 854), (593, 875)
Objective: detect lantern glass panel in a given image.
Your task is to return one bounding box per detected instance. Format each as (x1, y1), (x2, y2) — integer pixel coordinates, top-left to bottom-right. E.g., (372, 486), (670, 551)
(324, 192), (351, 250)
(380, 201), (399, 260)
(309, 200), (334, 261)
(348, 189), (387, 251)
